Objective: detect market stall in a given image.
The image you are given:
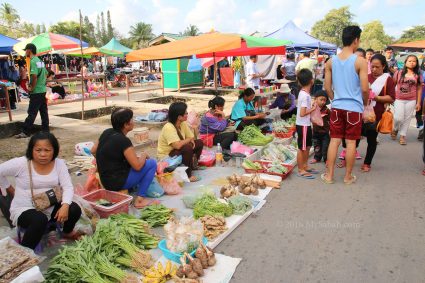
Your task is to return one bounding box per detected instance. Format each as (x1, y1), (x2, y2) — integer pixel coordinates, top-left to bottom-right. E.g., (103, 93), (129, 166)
(0, 34), (19, 121)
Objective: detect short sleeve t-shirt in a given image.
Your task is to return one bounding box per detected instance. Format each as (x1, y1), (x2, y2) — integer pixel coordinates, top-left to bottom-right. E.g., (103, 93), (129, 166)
(295, 58), (317, 73)
(368, 74), (396, 121)
(96, 128), (133, 190)
(157, 122), (194, 159)
(245, 61), (260, 87)
(296, 90), (312, 126)
(394, 70), (423, 100)
(230, 98), (255, 128)
(283, 61), (296, 77)
(29, 56), (47, 94)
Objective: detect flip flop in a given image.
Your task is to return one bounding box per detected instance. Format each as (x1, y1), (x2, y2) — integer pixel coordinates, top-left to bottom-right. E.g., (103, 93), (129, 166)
(320, 173), (334, 184)
(399, 139), (407, 145)
(309, 159), (319, 164)
(190, 176), (202, 182)
(344, 174), (357, 185)
(360, 164), (371, 172)
(391, 131), (397, 140)
(305, 168), (320, 174)
(297, 172), (315, 179)
(134, 199), (160, 209)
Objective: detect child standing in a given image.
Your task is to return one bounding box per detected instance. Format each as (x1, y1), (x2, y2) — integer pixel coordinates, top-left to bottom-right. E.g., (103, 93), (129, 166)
(310, 90), (331, 165)
(296, 69), (318, 179)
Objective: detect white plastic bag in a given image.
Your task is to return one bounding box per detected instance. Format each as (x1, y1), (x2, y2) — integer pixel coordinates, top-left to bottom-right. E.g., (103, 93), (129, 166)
(173, 166), (190, 183)
(74, 142), (94, 156)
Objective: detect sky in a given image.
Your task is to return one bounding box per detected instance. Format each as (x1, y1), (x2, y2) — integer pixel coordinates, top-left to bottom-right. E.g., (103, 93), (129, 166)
(8, 0), (425, 39)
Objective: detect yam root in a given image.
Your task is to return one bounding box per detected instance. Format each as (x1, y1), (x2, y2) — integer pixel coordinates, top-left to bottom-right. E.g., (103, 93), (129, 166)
(173, 277), (201, 283)
(195, 244), (209, 269)
(186, 253), (204, 276)
(201, 244), (217, 267)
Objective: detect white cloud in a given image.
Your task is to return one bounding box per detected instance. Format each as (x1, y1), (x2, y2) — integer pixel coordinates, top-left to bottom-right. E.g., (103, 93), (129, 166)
(360, 0), (378, 10)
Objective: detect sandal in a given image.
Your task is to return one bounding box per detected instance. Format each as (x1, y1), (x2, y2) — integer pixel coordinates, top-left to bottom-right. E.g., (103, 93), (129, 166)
(391, 131), (397, 140)
(344, 174), (357, 185)
(190, 176), (202, 182)
(399, 139), (407, 145)
(309, 159), (319, 164)
(320, 173), (334, 184)
(297, 172), (315, 179)
(337, 160), (346, 168)
(63, 231), (85, 241)
(305, 168), (320, 174)
(360, 164), (371, 172)
(134, 198), (160, 209)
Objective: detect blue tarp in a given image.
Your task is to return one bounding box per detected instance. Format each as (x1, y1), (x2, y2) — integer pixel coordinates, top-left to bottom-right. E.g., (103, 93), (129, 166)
(266, 20), (337, 52)
(0, 34), (19, 54)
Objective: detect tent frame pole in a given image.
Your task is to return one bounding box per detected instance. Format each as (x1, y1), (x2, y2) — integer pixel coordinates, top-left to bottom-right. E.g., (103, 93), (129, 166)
(213, 53), (217, 91)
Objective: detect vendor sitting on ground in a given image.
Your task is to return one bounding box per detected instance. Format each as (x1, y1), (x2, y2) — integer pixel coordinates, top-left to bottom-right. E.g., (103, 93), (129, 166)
(0, 132), (82, 250)
(92, 108), (158, 208)
(199, 96), (237, 150)
(269, 84), (297, 120)
(231, 87), (267, 131)
(157, 102), (203, 182)
(47, 70), (66, 99)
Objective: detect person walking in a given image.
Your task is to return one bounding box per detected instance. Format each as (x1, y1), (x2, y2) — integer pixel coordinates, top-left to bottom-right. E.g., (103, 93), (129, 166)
(361, 54), (395, 172)
(322, 26), (369, 185)
(391, 55), (423, 145)
(245, 55), (263, 89)
(15, 44), (48, 139)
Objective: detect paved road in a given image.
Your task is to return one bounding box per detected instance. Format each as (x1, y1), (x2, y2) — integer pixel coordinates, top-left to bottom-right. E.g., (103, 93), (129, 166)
(217, 129), (425, 283)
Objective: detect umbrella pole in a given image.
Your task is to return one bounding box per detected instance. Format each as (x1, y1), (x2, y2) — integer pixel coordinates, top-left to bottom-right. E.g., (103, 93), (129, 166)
(213, 53), (217, 91)
(79, 10), (85, 120)
(64, 55), (69, 80)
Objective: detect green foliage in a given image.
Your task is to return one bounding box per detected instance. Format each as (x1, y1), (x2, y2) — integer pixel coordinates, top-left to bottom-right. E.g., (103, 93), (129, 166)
(182, 24), (200, 36)
(0, 3), (19, 27)
(129, 22), (155, 48)
(361, 20), (393, 51)
(311, 6), (355, 47)
(397, 25), (425, 43)
(49, 21), (81, 40)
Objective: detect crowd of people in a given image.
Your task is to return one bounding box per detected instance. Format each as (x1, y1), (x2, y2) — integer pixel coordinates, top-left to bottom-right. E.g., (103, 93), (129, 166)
(0, 24), (424, 252)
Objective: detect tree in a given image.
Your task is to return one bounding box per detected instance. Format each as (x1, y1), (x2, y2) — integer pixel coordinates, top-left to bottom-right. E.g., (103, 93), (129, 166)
(18, 22), (36, 37)
(311, 6), (355, 47)
(129, 22), (154, 48)
(361, 20), (392, 51)
(182, 24), (200, 36)
(106, 10), (114, 40)
(35, 24), (41, 35)
(0, 3), (19, 28)
(95, 15), (101, 45)
(397, 25), (425, 43)
(100, 12), (107, 44)
(41, 23), (46, 33)
(83, 16), (96, 46)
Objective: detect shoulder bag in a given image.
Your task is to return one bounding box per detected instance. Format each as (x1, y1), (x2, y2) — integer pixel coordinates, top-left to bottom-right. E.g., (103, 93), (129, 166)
(28, 160), (63, 211)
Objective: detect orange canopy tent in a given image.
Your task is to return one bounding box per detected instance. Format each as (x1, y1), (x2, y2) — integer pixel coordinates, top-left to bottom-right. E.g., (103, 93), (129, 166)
(390, 40), (425, 50)
(126, 32), (291, 61)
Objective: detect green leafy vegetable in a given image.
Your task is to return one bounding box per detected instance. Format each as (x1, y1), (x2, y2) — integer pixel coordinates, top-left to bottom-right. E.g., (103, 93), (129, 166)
(193, 193), (233, 219)
(238, 125), (273, 146)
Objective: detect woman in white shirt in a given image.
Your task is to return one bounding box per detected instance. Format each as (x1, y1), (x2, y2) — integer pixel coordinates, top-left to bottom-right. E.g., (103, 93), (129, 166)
(0, 132), (82, 249)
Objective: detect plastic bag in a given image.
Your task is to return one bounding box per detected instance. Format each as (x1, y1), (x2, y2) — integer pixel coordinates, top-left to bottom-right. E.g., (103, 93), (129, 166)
(310, 107), (323, 126)
(11, 266), (44, 283)
(363, 102), (376, 123)
(173, 166), (190, 183)
(198, 150), (216, 166)
(73, 195), (99, 232)
(230, 141), (254, 155)
(163, 216), (204, 253)
(74, 142), (94, 156)
(83, 168), (102, 193)
(187, 110), (200, 129)
(156, 173), (182, 195)
(145, 178), (164, 198)
(160, 155), (183, 173)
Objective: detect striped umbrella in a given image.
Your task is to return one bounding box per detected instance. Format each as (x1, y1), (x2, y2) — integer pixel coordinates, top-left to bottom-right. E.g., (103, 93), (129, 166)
(13, 32), (83, 55)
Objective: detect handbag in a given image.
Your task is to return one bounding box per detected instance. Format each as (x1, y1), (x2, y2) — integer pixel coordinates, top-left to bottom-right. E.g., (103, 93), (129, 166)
(376, 108), (394, 134)
(28, 160), (63, 211)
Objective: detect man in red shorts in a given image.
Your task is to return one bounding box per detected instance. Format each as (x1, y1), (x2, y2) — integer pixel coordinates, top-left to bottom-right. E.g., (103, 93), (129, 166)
(322, 26), (369, 185)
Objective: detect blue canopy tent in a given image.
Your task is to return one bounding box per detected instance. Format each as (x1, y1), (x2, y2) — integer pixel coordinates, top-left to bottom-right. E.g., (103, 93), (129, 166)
(265, 20), (337, 54)
(0, 34), (19, 54)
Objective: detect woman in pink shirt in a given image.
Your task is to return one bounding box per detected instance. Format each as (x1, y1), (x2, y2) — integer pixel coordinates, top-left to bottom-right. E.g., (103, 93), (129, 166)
(391, 55), (423, 145)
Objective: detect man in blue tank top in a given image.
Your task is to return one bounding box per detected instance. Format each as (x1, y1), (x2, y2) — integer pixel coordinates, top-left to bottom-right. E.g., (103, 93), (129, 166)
(322, 26), (369, 185)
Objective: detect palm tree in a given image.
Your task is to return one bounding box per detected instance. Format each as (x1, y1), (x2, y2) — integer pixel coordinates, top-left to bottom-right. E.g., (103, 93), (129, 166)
(182, 24), (200, 36)
(129, 22), (154, 48)
(0, 3), (19, 28)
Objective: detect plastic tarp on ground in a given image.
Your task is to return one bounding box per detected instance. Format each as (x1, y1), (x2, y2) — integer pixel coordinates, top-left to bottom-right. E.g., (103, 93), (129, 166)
(265, 20), (337, 52)
(0, 34), (18, 54)
(101, 38), (132, 55)
(126, 33), (291, 61)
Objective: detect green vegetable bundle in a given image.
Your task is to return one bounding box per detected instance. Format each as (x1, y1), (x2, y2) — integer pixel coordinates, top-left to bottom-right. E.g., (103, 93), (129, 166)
(46, 214), (158, 282)
(228, 195), (253, 215)
(238, 125), (273, 146)
(140, 204), (174, 227)
(242, 159), (262, 170)
(193, 193), (233, 219)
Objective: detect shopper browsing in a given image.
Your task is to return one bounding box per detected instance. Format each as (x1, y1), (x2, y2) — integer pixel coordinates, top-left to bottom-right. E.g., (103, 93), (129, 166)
(296, 69), (318, 179)
(310, 90), (331, 165)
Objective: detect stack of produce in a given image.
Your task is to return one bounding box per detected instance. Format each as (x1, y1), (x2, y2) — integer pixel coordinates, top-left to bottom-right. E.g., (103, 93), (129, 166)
(46, 214), (159, 282)
(200, 215), (227, 240)
(242, 159), (263, 171)
(175, 244), (216, 281)
(142, 260), (178, 283)
(164, 217), (204, 254)
(238, 125), (273, 146)
(262, 143), (296, 163)
(140, 204), (174, 227)
(219, 184), (239, 198)
(192, 193), (233, 219)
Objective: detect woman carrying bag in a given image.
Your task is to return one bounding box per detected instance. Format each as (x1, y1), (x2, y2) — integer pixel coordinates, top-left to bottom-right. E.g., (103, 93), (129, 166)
(361, 54), (395, 172)
(0, 132), (82, 249)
